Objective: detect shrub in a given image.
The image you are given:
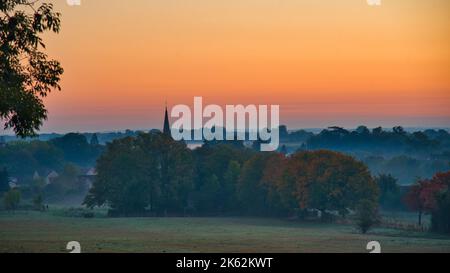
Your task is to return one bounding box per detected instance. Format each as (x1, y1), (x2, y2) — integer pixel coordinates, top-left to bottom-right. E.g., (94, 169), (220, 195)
(3, 189), (21, 211)
(356, 199), (379, 234)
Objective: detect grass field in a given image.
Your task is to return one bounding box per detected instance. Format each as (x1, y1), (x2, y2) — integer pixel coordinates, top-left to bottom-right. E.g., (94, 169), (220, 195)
(1, 210), (449, 253)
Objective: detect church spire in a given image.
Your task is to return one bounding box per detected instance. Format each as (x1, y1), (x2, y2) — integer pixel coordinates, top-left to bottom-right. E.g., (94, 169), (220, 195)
(163, 103), (171, 137)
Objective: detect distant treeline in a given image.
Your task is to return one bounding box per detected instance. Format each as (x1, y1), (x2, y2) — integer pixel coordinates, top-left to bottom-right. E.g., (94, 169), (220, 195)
(301, 126), (450, 184)
(1, 125), (449, 185)
(0, 133), (103, 179)
(304, 126), (450, 157)
(0, 130), (140, 145)
(2, 125), (449, 152)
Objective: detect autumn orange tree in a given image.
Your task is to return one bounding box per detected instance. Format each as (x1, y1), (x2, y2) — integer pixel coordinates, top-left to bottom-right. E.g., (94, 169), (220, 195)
(271, 150), (379, 218)
(260, 152), (289, 214)
(405, 172), (449, 226)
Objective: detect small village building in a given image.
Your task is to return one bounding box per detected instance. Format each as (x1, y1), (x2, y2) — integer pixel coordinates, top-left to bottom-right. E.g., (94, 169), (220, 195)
(45, 171), (59, 185)
(8, 177), (19, 189)
(78, 168), (97, 189)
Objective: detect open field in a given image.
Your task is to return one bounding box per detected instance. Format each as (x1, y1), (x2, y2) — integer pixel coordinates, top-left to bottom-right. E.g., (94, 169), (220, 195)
(0, 211), (449, 253)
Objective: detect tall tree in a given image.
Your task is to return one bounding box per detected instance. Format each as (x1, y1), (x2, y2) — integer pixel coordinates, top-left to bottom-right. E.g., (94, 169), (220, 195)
(237, 154), (270, 215)
(281, 151), (379, 217)
(221, 160), (241, 211)
(238, 152), (285, 216)
(404, 177), (447, 226)
(375, 174), (401, 209)
(432, 188), (450, 234)
(1, 0), (63, 137)
(192, 143), (252, 214)
(84, 136), (154, 215)
(90, 133), (100, 146)
(84, 133), (194, 215)
(50, 133), (99, 165)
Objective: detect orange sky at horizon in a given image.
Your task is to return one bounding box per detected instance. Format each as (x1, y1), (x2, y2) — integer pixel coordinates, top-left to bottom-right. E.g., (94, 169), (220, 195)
(14, 0), (449, 133)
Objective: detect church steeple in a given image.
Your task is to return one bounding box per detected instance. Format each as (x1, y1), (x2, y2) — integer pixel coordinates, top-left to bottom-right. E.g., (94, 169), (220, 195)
(163, 103), (171, 137)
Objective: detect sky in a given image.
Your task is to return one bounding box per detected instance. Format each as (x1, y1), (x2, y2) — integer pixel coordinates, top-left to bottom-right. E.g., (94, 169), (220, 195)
(8, 0), (450, 133)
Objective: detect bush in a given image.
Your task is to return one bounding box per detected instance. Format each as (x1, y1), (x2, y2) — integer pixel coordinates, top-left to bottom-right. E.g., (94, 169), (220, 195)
(33, 195), (44, 211)
(3, 189), (21, 211)
(356, 200), (379, 234)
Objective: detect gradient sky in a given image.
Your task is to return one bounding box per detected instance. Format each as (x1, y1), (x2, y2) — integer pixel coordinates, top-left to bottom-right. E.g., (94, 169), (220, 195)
(8, 0), (450, 133)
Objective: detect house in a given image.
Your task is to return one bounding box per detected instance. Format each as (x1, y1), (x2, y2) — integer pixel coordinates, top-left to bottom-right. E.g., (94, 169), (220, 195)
(86, 168), (97, 176)
(33, 171), (41, 181)
(45, 171), (59, 185)
(8, 177), (19, 189)
(33, 170), (59, 185)
(78, 168), (97, 189)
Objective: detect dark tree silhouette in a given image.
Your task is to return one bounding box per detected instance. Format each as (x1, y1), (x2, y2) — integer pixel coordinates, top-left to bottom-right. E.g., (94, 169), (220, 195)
(0, 0), (63, 137)
(84, 132), (194, 216)
(375, 174), (401, 209)
(90, 133), (100, 146)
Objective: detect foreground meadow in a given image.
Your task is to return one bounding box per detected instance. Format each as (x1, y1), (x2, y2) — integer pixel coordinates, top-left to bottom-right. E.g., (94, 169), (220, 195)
(0, 210), (449, 253)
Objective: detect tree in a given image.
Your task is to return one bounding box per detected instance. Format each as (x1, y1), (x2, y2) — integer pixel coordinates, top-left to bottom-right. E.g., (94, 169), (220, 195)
(393, 126), (406, 136)
(3, 188), (20, 211)
(279, 145), (288, 155)
(51, 133), (102, 166)
(33, 194), (44, 211)
(429, 172), (450, 233)
(432, 171), (450, 187)
(144, 132), (194, 214)
(260, 153), (290, 215)
(375, 174), (401, 210)
(84, 132), (194, 216)
(0, 167), (10, 194)
(356, 126), (370, 135)
(221, 160), (241, 211)
(1, 1), (63, 137)
(237, 153), (276, 215)
(0, 140), (64, 178)
(355, 199), (379, 234)
(281, 151), (379, 218)
(84, 136), (156, 215)
(192, 143), (252, 214)
(195, 174), (221, 214)
(431, 189), (450, 234)
(404, 177), (447, 226)
(90, 133), (99, 146)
